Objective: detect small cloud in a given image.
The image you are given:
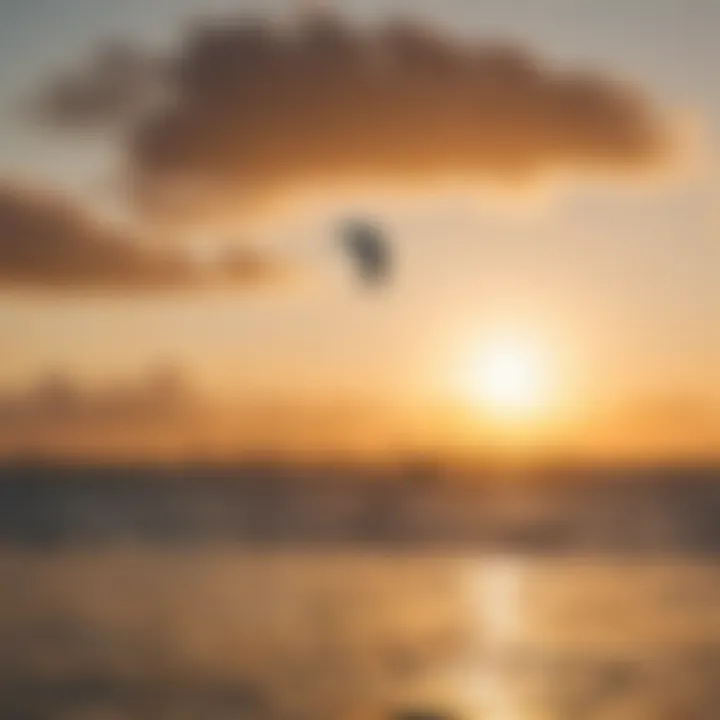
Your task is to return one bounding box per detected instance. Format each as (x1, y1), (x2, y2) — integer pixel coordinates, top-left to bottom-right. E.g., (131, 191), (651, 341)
(0, 365), (192, 427)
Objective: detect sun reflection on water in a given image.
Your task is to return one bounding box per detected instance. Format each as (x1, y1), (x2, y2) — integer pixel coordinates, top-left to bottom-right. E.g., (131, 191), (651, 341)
(462, 556), (527, 720)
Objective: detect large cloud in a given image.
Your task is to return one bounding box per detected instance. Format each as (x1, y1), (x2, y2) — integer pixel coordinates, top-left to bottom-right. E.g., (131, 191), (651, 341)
(34, 13), (678, 220)
(0, 184), (286, 291)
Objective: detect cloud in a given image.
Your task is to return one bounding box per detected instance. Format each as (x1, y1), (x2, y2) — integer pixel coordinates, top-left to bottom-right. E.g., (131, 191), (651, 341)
(35, 13), (678, 220)
(0, 184), (287, 291)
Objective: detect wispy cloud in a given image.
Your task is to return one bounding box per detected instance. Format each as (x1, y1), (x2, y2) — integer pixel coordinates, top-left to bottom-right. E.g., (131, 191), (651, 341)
(0, 184), (289, 292)
(30, 42), (165, 131)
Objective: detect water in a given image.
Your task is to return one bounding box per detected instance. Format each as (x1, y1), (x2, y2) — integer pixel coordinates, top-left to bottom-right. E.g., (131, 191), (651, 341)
(1, 549), (718, 719)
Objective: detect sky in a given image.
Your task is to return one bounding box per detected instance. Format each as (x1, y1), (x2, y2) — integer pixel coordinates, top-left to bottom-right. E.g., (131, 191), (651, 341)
(0, 0), (718, 461)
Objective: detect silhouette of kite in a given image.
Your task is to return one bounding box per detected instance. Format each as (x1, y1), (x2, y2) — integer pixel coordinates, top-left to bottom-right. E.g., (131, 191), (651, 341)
(339, 218), (392, 287)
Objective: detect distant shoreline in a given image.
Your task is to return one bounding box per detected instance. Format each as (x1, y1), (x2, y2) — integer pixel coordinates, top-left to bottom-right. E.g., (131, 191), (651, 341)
(0, 463), (717, 553)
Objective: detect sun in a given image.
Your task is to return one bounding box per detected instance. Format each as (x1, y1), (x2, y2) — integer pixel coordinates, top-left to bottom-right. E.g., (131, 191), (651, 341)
(464, 334), (550, 419)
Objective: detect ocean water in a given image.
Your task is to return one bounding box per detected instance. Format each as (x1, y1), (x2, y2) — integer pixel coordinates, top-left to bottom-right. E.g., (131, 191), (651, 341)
(0, 549), (718, 720)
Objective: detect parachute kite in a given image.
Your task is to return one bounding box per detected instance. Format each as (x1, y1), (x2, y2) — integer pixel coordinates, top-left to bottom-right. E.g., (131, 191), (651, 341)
(339, 219), (392, 287)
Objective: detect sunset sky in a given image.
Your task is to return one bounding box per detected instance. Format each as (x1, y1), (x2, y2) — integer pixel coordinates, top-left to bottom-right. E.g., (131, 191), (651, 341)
(0, 0), (718, 460)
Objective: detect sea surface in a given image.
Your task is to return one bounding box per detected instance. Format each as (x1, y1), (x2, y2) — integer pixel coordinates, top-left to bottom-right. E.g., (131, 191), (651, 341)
(0, 465), (718, 719)
(1, 549), (719, 719)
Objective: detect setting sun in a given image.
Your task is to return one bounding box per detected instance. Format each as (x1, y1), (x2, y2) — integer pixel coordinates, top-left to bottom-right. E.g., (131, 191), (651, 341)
(464, 335), (550, 419)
